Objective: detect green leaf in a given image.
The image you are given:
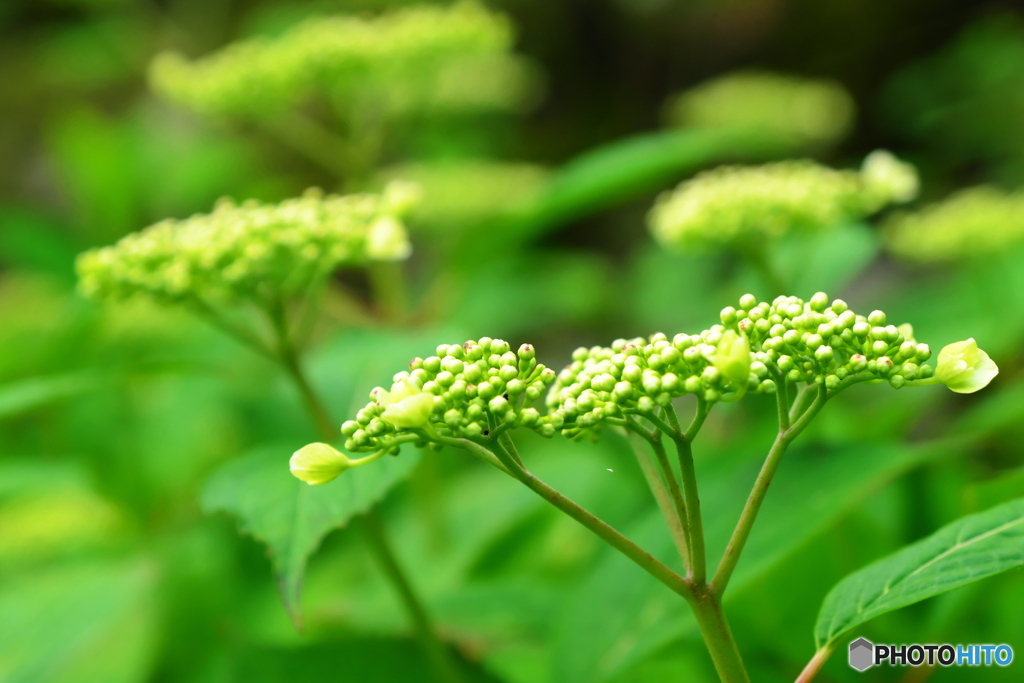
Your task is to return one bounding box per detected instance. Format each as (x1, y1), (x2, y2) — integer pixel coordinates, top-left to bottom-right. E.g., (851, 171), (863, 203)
(0, 371), (101, 420)
(777, 221), (879, 296)
(552, 440), (945, 682)
(506, 127), (795, 243)
(201, 443), (421, 621)
(0, 558), (157, 683)
(814, 496), (1024, 648)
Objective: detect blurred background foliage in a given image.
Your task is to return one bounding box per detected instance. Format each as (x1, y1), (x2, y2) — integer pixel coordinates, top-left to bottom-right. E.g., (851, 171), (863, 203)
(2, 0), (1024, 681)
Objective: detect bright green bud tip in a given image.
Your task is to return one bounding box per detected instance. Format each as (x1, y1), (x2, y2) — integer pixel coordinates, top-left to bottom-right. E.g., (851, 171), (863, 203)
(712, 330), (751, 384)
(378, 380), (435, 428)
(290, 442), (351, 485)
(935, 338), (998, 394)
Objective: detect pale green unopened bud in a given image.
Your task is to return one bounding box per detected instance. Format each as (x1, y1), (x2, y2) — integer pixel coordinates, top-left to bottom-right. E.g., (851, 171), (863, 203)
(290, 443), (352, 485)
(935, 338), (998, 394)
(378, 380), (435, 428)
(713, 330), (751, 385)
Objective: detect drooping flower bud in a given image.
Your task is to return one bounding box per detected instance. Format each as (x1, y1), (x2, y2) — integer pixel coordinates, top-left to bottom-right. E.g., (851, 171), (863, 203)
(935, 338), (998, 394)
(290, 443), (353, 485)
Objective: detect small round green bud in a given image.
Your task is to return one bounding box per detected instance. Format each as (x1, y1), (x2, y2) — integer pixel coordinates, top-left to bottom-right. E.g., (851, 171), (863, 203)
(889, 375), (906, 389)
(341, 420), (360, 436)
(478, 380), (496, 399)
(642, 372), (662, 395)
(872, 340), (889, 355)
(815, 345), (834, 362)
(868, 310), (886, 326)
(809, 291), (829, 312)
(613, 381), (634, 401)
(739, 293), (757, 310)
(900, 362), (919, 379)
(441, 357), (464, 375)
(423, 356), (442, 373)
(636, 396), (656, 413)
(518, 343), (535, 361)
(831, 299), (849, 314)
(721, 306), (738, 324)
(499, 364), (518, 382)
(852, 321), (870, 337)
(759, 379), (777, 394)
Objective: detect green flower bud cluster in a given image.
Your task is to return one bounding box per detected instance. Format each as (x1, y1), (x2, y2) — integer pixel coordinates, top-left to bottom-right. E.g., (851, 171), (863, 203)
(546, 329), (762, 439)
(76, 184), (416, 305)
(340, 339), (556, 454)
(376, 161), (549, 232)
(884, 186), (1024, 263)
(648, 152), (918, 251)
(720, 292), (933, 391)
(150, 2), (534, 119)
(665, 70), (855, 147)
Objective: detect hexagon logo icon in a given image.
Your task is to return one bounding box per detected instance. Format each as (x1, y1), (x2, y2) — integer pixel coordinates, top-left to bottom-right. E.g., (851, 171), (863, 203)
(849, 637), (874, 672)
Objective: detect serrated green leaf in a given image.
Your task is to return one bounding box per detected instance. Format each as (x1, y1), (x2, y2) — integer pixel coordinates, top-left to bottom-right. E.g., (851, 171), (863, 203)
(814, 496), (1024, 648)
(553, 440), (945, 682)
(201, 444), (420, 621)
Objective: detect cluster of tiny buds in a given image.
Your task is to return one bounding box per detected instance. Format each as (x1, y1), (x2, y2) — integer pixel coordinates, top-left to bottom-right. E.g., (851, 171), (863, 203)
(340, 338), (556, 453)
(76, 185), (415, 306)
(149, 1), (518, 119)
(722, 292), (933, 391)
(546, 328), (764, 439)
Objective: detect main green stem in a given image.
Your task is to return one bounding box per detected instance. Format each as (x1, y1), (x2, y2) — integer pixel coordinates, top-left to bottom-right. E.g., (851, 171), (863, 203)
(691, 583), (752, 683)
(457, 433), (752, 682)
(271, 305), (462, 683)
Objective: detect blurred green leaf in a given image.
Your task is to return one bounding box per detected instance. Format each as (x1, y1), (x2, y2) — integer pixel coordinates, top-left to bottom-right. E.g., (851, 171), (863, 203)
(201, 443), (421, 621)
(552, 440), (946, 682)
(48, 106), (147, 241)
(0, 371), (101, 420)
(0, 558), (157, 683)
(0, 205), (80, 277)
(231, 637), (500, 683)
(0, 459), (130, 570)
(777, 221), (879, 296)
(814, 496), (1024, 648)
(511, 127), (794, 241)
